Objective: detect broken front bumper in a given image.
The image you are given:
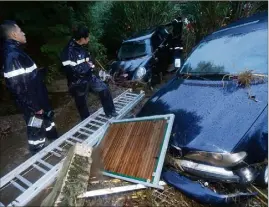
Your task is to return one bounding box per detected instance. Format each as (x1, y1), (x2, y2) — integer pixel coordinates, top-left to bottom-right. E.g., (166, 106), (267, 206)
(162, 170), (257, 205)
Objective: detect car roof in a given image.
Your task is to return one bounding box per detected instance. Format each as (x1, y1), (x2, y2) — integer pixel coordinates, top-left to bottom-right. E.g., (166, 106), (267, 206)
(123, 33), (153, 43)
(123, 27), (165, 43)
(202, 11), (268, 42)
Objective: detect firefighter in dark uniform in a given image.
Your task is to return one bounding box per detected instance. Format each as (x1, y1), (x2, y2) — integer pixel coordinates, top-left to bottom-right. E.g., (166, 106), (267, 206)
(171, 17), (183, 69)
(60, 26), (118, 120)
(0, 20), (58, 154)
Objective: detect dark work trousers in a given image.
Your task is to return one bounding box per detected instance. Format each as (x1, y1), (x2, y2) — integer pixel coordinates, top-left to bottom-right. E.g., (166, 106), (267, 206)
(72, 75), (116, 121)
(36, 69), (58, 141)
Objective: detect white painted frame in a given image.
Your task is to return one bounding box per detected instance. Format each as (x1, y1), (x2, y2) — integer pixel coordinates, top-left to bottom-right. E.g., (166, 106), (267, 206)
(77, 181), (166, 198)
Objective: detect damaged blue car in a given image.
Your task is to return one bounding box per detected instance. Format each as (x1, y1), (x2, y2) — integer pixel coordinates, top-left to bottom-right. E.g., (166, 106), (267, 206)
(137, 12), (268, 205)
(109, 27), (178, 85)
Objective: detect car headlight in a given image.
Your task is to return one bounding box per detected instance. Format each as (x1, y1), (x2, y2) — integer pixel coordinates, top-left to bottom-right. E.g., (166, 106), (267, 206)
(133, 66), (146, 80)
(185, 151), (247, 168)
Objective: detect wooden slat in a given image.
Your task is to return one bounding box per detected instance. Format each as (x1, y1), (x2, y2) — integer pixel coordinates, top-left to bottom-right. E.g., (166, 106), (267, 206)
(99, 120), (166, 181)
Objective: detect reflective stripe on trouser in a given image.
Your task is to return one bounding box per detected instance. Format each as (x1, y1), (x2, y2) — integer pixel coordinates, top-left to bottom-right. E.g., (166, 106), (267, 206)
(28, 138), (46, 146)
(27, 126), (46, 152)
(44, 119), (58, 140)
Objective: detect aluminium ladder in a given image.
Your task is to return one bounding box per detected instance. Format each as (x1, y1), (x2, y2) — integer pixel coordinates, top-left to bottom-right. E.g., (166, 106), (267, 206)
(0, 89), (145, 206)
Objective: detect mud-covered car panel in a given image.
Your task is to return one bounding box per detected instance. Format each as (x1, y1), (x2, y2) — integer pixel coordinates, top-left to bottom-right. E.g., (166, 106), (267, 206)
(162, 170), (257, 205)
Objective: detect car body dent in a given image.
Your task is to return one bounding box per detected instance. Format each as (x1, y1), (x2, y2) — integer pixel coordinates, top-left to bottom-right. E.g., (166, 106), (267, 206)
(162, 170), (257, 205)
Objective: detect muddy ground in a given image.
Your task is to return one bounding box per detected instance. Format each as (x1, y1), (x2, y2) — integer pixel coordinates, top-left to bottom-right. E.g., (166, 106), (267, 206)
(0, 73), (267, 206)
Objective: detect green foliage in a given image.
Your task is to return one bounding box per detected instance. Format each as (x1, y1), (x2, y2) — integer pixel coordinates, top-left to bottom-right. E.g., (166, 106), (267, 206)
(101, 1), (181, 57)
(180, 1), (268, 57)
(0, 1), (267, 82)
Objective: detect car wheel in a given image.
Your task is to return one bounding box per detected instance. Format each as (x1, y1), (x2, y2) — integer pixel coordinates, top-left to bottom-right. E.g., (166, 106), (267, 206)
(254, 165), (268, 188)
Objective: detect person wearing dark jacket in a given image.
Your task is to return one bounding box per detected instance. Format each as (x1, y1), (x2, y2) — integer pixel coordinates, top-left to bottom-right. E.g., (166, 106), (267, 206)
(0, 20), (58, 154)
(60, 26), (118, 120)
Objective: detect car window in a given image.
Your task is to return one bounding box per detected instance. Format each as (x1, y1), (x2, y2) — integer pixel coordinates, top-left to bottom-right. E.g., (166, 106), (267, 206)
(180, 28), (268, 75)
(118, 39), (150, 60)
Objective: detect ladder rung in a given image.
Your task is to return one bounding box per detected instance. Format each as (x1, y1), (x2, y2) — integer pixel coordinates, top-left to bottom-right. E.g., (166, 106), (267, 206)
(118, 99), (129, 103)
(11, 180), (26, 192)
(118, 101), (129, 105)
(78, 130), (91, 137)
(38, 159), (53, 169)
(99, 113), (107, 117)
(115, 106), (122, 110)
(16, 175), (32, 187)
(33, 164), (48, 174)
(115, 103), (123, 108)
(88, 122), (101, 128)
(123, 95), (135, 99)
(70, 136), (83, 143)
(65, 139), (76, 146)
(55, 146), (63, 152)
(81, 127), (95, 133)
(51, 151), (62, 158)
(126, 92), (138, 97)
(96, 115), (109, 121)
(122, 97), (134, 102)
(115, 102), (125, 107)
(91, 119), (106, 125)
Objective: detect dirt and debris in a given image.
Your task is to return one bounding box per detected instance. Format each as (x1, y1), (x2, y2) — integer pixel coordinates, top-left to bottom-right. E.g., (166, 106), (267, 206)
(85, 176), (204, 207)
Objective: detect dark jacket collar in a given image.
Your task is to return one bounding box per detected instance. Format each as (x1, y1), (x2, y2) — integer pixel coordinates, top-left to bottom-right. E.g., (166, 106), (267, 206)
(69, 38), (81, 47)
(4, 39), (22, 48)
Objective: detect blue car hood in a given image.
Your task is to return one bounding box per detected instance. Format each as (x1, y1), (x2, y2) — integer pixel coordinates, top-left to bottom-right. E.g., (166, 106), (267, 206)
(137, 77), (268, 153)
(111, 55), (151, 73)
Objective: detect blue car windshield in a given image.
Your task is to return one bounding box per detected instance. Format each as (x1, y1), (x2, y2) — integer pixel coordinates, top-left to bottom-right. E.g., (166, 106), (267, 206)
(179, 28), (268, 75)
(118, 39), (150, 60)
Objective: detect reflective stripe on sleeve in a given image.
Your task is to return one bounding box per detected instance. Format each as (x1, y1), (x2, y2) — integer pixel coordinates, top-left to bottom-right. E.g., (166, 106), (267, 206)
(62, 58), (90, 66)
(4, 64), (37, 78)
